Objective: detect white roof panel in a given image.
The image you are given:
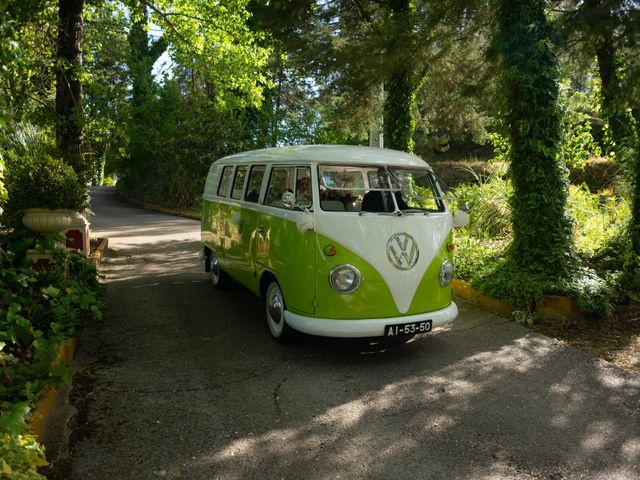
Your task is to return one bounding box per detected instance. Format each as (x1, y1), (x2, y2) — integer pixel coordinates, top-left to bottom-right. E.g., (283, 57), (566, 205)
(216, 145), (431, 169)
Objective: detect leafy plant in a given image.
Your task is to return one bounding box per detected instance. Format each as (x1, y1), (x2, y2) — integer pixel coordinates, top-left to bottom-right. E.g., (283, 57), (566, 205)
(0, 432), (47, 480)
(0, 226), (102, 477)
(2, 155), (88, 226)
(452, 158), (625, 316)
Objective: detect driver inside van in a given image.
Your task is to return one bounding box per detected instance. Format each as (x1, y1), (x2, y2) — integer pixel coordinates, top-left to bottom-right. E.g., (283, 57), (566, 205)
(361, 168), (409, 212)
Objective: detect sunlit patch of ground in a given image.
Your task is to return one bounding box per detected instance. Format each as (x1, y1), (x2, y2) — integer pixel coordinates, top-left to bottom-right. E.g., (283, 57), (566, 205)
(533, 305), (640, 373)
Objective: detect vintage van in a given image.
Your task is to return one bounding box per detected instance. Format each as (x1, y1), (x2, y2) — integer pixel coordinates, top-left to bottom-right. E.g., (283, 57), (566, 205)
(201, 145), (467, 342)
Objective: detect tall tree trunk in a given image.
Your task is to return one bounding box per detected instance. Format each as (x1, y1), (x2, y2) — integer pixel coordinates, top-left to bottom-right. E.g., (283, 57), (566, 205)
(55, 0), (86, 179)
(384, 67), (415, 152)
(631, 107), (640, 258)
(494, 0), (573, 274)
(383, 0), (415, 153)
(595, 30), (628, 156)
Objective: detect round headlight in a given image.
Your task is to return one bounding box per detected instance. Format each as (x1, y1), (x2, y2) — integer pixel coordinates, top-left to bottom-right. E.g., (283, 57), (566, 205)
(439, 260), (454, 286)
(329, 264), (362, 294)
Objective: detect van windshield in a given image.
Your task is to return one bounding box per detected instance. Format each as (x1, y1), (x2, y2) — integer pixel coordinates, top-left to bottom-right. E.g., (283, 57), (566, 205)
(318, 165), (446, 213)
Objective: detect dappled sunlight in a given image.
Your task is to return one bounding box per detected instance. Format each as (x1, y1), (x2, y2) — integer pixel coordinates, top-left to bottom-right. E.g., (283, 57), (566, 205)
(100, 241), (203, 285)
(172, 331), (640, 479)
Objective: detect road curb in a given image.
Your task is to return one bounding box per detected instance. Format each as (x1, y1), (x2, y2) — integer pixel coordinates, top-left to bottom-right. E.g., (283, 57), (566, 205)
(29, 338), (78, 441)
(453, 278), (582, 319)
(91, 237), (109, 267)
(31, 238), (109, 441)
(120, 193), (201, 220)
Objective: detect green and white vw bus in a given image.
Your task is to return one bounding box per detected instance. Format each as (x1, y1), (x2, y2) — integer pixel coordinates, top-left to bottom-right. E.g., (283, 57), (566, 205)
(201, 145), (467, 342)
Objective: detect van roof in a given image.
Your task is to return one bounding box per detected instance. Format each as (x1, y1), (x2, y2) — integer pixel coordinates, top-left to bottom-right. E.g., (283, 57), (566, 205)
(216, 145), (432, 169)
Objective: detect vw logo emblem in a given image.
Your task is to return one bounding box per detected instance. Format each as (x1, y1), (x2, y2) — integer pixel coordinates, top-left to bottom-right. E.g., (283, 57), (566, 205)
(386, 232), (419, 270)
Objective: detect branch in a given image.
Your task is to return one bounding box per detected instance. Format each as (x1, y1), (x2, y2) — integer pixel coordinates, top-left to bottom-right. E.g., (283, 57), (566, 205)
(349, 0), (385, 39)
(139, 0), (239, 40)
(139, 0), (194, 48)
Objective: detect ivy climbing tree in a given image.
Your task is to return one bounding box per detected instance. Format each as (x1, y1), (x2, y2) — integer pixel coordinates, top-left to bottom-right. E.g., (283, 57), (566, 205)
(383, 0), (416, 153)
(480, 0), (579, 308)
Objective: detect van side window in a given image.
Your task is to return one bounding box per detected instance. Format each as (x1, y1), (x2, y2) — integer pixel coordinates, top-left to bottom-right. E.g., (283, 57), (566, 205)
(244, 165), (265, 203)
(294, 167), (312, 207)
(204, 165), (222, 196)
(217, 166), (233, 197)
(231, 166), (247, 200)
(265, 167), (295, 207)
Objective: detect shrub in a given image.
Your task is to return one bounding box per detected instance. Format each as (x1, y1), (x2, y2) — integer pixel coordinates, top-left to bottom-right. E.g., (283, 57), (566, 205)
(451, 167), (625, 316)
(2, 155), (89, 227)
(0, 226), (102, 477)
(568, 185), (630, 258)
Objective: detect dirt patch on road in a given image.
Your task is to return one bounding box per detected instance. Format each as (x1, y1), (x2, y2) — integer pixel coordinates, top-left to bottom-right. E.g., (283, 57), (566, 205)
(533, 305), (640, 373)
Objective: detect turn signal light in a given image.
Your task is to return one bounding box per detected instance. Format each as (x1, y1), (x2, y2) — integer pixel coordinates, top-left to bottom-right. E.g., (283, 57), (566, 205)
(324, 245), (337, 256)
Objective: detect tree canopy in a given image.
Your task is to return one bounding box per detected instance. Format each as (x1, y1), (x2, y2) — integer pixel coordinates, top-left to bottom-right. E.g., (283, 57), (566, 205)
(1, 0), (640, 301)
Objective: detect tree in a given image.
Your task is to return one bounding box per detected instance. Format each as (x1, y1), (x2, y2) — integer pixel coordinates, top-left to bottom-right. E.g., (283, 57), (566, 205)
(55, 0), (87, 179)
(383, 0), (416, 152)
(82, 0), (130, 183)
(117, 0), (270, 206)
(122, 1), (166, 192)
(491, 0), (573, 274)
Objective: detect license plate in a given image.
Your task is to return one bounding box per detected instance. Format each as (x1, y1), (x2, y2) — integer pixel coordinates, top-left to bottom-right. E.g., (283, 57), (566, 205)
(384, 320), (432, 337)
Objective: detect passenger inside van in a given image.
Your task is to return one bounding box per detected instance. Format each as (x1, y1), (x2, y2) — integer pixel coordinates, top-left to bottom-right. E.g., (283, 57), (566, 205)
(296, 177), (311, 205)
(266, 169), (292, 206)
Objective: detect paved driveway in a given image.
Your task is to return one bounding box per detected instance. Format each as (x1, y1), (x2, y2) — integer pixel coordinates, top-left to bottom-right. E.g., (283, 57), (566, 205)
(45, 187), (640, 480)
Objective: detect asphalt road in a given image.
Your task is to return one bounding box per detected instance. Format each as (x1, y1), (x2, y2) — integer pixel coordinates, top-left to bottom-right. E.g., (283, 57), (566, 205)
(45, 186), (640, 480)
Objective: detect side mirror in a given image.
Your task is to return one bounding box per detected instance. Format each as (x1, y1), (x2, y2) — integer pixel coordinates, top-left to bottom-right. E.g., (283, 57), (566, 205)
(282, 192), (296, 208)
(453, 209), (470, 228)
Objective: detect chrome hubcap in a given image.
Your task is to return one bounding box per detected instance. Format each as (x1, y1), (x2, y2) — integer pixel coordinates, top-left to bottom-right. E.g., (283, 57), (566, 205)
(211, 256), (220, 278)
(268, 294), (283, 324)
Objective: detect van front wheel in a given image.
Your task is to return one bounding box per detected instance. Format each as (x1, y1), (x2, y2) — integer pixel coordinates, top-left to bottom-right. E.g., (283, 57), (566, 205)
(265, 281), (294, 343)
(210, 253), (231, 289)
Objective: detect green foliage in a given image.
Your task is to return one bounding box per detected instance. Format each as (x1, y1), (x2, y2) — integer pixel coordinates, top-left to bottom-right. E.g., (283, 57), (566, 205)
(0, 226), (102, 477)
(486, 132), (510, 164)
(0, 123), (55, 159)
(453, 232), (506, 281)
(120, 77), (257, 208)
(0, 1), (56, 125)
(2, 155), (88, 226)
(474, 257), (614, 316)
(0, 432), (47, 480)
(120, 0), (270, 208)
(558, 79), (602, 170)
(147, 0), (270, 110)
(452, 164), (627, 316)
(0, 229), (102, 407)
(453, 167), (511, 239)
(568, 184), (630, 257)
(384, 68), (416, 152)
(0, 156), (6, 210)
(83, 1), (130, 185)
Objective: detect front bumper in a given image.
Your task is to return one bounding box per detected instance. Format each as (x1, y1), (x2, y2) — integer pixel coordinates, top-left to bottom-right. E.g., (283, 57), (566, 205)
(284, 302), (458, 338)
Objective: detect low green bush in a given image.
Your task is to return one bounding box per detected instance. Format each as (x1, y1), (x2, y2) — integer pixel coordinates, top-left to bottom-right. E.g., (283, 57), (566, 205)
(2, 155), (89, 227)
(452, 171), (629, 317)
(0, 226), (102, 478)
